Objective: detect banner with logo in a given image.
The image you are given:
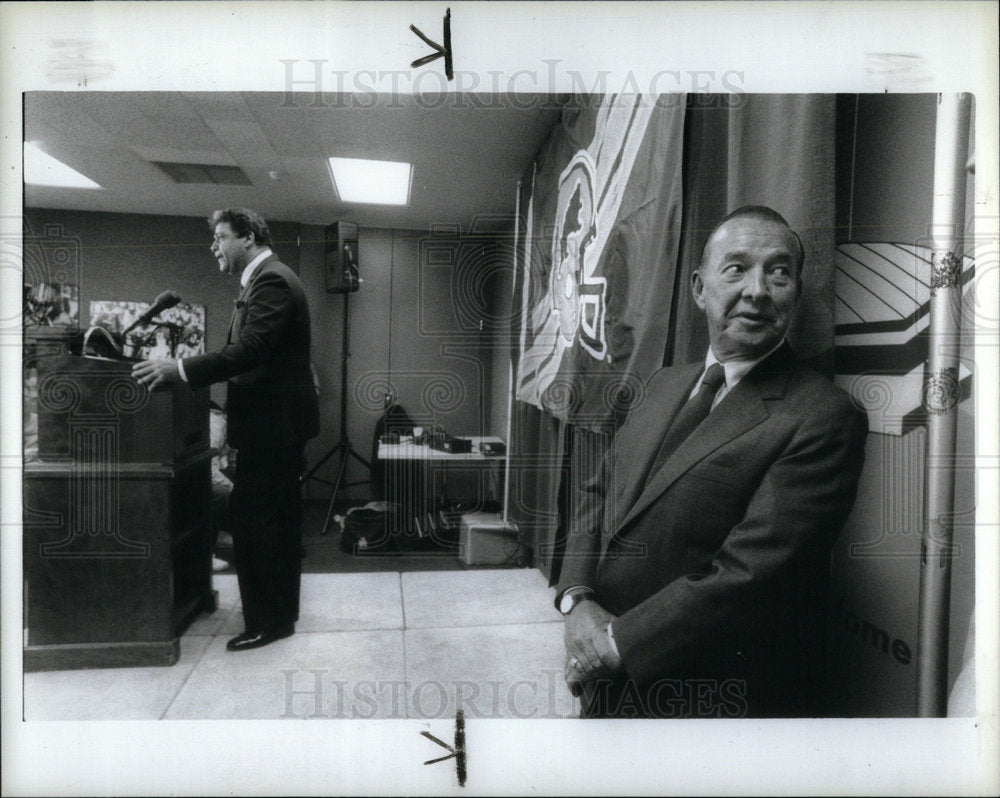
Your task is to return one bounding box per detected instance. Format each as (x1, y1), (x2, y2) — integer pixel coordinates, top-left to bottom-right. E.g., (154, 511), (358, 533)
(515, 95), (686, 431)
(832, 242), (974, 435)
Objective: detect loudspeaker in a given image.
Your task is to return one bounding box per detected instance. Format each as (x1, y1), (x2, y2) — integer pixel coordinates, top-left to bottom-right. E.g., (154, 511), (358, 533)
(325, 221), (360, 293)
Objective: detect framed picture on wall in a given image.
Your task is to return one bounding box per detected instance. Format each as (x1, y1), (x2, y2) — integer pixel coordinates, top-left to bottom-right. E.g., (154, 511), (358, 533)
(89, 299), (207, 360)
(23, 282), (79, 328)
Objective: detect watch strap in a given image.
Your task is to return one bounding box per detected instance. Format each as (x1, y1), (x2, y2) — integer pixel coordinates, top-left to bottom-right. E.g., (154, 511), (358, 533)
(556, 585), (596, 614)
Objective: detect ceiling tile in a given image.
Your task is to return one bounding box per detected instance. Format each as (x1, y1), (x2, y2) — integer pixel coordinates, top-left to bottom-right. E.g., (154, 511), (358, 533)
(23, 91), (562, 229)
(203, 119), (281, 163)
(130, 146), (235, 165)
(182, 92), (256, 122)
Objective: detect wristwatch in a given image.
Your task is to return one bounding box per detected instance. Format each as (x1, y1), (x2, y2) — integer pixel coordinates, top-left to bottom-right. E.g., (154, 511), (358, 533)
(558, 587), (595, 616)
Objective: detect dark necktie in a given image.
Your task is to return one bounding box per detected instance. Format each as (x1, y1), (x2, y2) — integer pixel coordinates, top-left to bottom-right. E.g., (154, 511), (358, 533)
(650, 362), (726, 474)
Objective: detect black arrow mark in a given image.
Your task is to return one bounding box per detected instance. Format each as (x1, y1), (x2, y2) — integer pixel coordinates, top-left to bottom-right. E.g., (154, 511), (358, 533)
(409, 7), (453, 80)
(421, 708), (466, 786)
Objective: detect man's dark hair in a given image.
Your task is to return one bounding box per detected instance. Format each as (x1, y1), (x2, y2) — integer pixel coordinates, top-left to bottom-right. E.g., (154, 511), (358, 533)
(700, 205), (805, 277)
(208, 207), (272, 247)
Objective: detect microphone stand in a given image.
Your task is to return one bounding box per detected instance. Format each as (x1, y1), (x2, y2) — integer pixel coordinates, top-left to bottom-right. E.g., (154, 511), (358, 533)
(150, 320), (184, 358)
(123, 319), (184, 358)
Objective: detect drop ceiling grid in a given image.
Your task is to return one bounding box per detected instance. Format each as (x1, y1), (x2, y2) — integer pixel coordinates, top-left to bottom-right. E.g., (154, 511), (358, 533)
(23, 90), (563, 230)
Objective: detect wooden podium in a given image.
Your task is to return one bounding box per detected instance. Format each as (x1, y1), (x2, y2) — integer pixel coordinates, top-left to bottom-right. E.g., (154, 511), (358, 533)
(23, 354), (217, 671)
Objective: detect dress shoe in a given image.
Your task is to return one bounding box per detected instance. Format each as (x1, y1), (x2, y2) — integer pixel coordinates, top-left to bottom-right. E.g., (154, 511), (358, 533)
(226, 624), (294, 652)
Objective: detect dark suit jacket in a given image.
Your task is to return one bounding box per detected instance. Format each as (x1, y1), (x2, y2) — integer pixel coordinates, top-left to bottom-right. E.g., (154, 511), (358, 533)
(557, 344), (868, 716)
(182, 255), (320, 450)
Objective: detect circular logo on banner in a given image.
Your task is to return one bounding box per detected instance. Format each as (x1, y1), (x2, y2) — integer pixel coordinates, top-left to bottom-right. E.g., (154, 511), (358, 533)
(549, 152), (607, 360)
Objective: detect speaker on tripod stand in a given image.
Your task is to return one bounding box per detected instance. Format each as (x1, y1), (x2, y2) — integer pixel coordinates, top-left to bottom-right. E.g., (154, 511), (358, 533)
(326, 221), (360, 294)
(301, 221), (369, 534)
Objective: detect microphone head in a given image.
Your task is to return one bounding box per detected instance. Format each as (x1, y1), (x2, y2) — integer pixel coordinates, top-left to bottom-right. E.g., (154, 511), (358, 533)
(153, 291), (181, 310)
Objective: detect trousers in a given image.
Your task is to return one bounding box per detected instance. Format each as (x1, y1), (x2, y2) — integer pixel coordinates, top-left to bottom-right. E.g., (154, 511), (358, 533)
(228, 444), (306, 632)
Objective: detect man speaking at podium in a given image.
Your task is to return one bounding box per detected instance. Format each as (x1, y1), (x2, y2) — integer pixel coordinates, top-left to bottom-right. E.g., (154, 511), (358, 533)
(133, 207), (320, 652)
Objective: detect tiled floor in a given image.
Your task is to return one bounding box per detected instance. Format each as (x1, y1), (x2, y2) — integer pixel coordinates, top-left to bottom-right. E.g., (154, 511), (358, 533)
(23, 568), (577, 720)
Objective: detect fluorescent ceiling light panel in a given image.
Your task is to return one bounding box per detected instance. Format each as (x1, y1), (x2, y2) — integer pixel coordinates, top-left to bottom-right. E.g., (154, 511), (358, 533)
(24, 142), (101, 189)
(328, 157), (411, 205)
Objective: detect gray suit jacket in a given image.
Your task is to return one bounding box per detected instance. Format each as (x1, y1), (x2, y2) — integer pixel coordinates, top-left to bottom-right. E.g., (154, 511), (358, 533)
(557, 344), (868, 715)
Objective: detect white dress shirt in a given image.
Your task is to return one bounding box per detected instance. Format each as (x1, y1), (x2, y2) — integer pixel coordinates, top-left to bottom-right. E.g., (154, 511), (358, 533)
(692, 338), (787, 408)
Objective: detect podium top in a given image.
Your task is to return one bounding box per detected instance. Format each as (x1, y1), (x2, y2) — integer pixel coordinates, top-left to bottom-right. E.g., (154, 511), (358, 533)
(34, 354), (209, 465)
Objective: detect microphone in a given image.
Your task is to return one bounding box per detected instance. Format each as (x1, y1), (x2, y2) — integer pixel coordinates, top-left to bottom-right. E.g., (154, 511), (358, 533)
(122, 291), (181, 336)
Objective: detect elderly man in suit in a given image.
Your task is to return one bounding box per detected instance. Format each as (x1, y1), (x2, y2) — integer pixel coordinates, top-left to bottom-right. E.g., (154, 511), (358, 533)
(556, 206), (868, 718)
(133, 207), (320, 651)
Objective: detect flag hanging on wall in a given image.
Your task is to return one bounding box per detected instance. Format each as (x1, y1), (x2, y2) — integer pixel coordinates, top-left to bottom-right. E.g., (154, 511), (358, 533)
(514, 94), (686, 432)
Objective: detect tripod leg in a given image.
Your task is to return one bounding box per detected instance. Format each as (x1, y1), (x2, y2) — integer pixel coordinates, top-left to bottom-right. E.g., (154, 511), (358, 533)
(347, 445), (371, 471)
(320, 493), (338, 537)
(300, 443), (342, 484)
(321, 441), (351, 535)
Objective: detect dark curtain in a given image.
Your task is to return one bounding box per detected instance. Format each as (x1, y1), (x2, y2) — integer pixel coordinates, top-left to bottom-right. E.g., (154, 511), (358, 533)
(670, 94), (837, 369)
(508, 399), (566, 579)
